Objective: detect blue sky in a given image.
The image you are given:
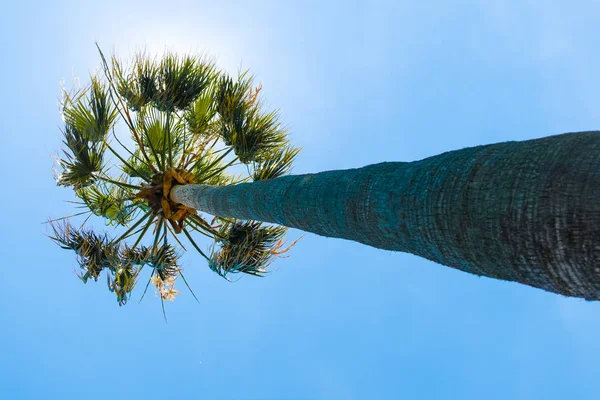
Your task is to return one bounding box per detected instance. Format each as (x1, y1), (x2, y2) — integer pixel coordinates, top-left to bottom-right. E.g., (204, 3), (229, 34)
(2, 0), (600, 398)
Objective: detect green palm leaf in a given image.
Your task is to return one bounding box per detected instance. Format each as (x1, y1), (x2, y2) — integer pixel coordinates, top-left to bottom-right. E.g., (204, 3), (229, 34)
(121, 149), (156, 179)
(215, 73), (287, 163)
(62, 79), (118, 142)
(56, 125), (105, 189)
(208, 221), (289, 277)
(57, 79), (118, 189)
(114, 52), (216, 112)
(76, 180), (137, 226)
(113, 53), (158, 112)
(253, 145), (301, 181)
(134, 106), (187, 168)
(155, 54), (215, 111)
(185, 84), (218, 136)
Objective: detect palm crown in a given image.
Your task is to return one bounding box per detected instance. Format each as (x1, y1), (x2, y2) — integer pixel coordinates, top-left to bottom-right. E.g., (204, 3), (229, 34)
(49, 46), (300, 310)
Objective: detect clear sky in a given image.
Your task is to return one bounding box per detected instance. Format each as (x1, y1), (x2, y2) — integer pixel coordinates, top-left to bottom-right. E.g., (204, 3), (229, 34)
(2, 0), (600, 399)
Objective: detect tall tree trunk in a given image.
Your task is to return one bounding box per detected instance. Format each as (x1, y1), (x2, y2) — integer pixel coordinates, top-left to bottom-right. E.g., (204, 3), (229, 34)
(172, 131), (600, 300)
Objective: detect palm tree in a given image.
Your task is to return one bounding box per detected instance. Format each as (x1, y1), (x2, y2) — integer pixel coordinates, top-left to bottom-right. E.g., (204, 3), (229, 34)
(50, 47), (600, 308)
(49, 46), (300, 312)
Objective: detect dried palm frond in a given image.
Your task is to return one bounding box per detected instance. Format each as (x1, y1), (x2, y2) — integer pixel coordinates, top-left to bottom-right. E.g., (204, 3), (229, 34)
(48, 221), (119, 282)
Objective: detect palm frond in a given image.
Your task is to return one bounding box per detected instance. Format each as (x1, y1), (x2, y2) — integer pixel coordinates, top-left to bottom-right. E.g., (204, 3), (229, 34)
(76, 180), (137, 226)
(185, 83), (218, 136)
(107, 265), (139, 306)
(150, 243), (181, 280)
(155, 54), (216, 111)
(134, 106), (187, 168)
(215, 73), (288, 163)
(115, 53), (159, 112)
(208, 220), (293, 277)
(114, 52), (216, 112)
(214, 73), (252, 152)
(189, 146), (237, 185)
(237, 110), (288, 163)
(121, 148), (156, 179)
(48, 221), (146, 305)
(62, 78), (118, 142)
(56, 125), (105, 189)
(253, 145), (301, 181)
(48, 221), (119, 282)
(57, 79), (119, 189)
(111, 209), (153, 244)
(122, 243), (180, 278)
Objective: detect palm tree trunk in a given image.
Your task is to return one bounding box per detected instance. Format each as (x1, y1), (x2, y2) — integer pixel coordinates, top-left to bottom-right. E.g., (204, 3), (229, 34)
(171, 131), (600, 300)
